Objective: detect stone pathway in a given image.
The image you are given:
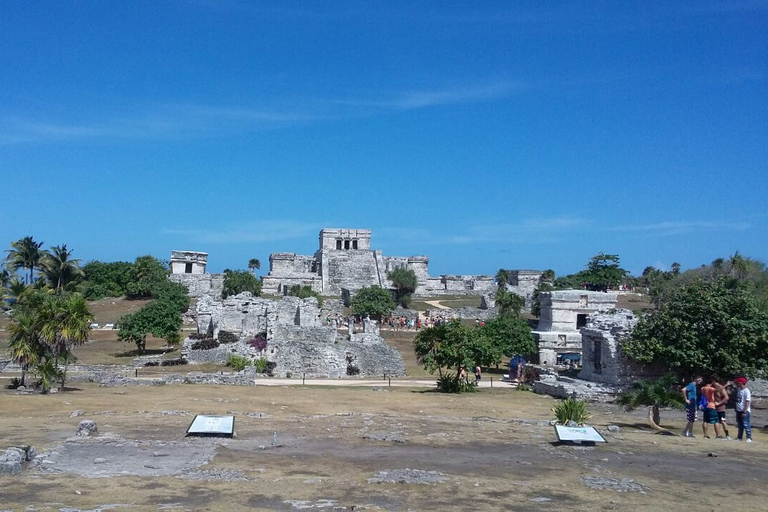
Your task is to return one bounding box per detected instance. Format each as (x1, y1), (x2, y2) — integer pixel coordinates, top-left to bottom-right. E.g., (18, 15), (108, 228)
(252, 377), (518, 389)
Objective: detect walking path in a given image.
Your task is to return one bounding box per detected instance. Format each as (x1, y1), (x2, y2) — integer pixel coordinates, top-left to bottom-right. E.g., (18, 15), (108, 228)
(252, 377), (518, 388)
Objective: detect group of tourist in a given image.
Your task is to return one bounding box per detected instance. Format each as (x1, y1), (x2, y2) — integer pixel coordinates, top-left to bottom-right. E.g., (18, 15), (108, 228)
(682, 375), (752, 442)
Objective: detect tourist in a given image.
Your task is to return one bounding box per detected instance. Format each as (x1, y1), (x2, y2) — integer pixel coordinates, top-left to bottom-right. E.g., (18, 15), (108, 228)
(474, 364), (482, 384)
(713, 377), (732, 439)
(734, 377), (753, 442)
(700, 378), (720, 439)
(681, 376), (702, 437)
(509, 355), (526, 383)
(459, 366), (468, 383)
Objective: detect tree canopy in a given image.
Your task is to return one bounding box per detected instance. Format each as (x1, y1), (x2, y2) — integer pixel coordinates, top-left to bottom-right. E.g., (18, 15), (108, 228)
(553, 253), (629, 292)
(117, 280), (189, 353)
(350, 285), (396, 320)
(388, 267), (418, 308)
(623, 277), (768, 379)
(222, 269), (262, 298)
(287, 284), (323, 307)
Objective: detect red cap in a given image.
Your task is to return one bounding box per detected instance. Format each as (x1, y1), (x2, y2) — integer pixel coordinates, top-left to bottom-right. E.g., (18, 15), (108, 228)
(734, 377), (747, 385)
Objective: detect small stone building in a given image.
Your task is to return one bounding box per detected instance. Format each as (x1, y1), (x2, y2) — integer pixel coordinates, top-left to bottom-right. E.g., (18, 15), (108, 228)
(168, 250), (224, 298)
(579, 309), (667, 385)
(533, 290), (618, 366)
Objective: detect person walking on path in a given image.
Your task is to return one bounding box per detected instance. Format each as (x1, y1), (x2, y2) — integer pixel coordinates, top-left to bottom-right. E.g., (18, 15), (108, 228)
(474, 364), (482, 385)
(700, 378), (721, 439)
(734, 377), (753, 442)
(682, 376), (702, 437)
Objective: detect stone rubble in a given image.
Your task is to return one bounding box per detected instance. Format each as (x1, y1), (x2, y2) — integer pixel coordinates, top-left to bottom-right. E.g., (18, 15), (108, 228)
(368, 469), (448, 485)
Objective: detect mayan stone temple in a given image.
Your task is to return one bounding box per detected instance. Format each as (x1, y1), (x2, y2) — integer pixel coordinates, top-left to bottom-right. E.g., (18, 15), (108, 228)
(262, 228), (498, 297)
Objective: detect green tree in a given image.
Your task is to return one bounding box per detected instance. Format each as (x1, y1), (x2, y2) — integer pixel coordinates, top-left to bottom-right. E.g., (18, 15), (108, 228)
(6, 236), (46, 284)
(350, 285), (396, 321)
(7, 311), (41, 387)
(125, 255), (169, 299)
(117, 280), (189, 353)
(287, 284), (323, 307)
(82, 260), (134, 299)
(41, 244), (84, 292)
(413, 319), (489, 392)
(615, 375), (685, 432)
(494, 288), (524, 316)
(477, 315), (535, 360)
(222, 269), (262, 298)
(248, 258), (261, 274)
(584, 252), (627, 291)
(37, 293), (93, 389)
(495, 269), (509, 290)
(531, 282), (553, 318)
(388, 267), (418, 308)
(623, 278), (768, 379)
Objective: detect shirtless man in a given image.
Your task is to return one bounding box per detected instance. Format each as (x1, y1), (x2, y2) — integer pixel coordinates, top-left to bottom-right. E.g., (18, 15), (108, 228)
(713, 377), (732, 439)
(700, 377), (722, 439)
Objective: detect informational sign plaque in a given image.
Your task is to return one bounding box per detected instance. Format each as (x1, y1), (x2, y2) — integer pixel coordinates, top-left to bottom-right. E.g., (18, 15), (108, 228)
(186, 415), (235, 437)
(554, 425), (606, 444)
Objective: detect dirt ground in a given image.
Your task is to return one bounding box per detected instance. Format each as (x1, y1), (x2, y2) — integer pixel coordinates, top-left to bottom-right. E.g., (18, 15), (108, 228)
(1, 382), (767, 512)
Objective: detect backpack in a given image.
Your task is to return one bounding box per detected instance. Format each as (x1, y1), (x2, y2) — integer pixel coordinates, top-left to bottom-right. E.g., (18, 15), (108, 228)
(698, 394), (707, 410)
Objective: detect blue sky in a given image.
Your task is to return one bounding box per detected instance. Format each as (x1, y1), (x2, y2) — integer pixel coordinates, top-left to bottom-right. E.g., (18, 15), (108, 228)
(1, 1), (766, 277)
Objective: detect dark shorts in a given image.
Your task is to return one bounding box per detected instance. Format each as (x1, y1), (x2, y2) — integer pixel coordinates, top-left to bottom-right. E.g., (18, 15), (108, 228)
(686, 405), (697, 422)
(475, 374), (481, 381)
(703, 408), (719, 424)
(717, 411), (727, 422)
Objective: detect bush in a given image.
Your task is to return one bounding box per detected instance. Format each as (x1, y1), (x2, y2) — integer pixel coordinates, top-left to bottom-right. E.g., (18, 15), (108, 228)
(287, 284), (324, 307)
(161, 358), (188, 367)
(552, 397), (591, 425)
(227, 354), (252, 371)
(6, 377), (22, 389)
(191, 339), (220, 350)
(254, 357), (269, 373)
(218, 330), (238, 344)
(222, 269), (262, 299)
(522, 365), (540, 383)
(247, 334), (268, 352)
(189, 332), (213, 340)
(346, 365), (360, 376)
(436, 374), (478, 393)
(143, 361), (160, 367)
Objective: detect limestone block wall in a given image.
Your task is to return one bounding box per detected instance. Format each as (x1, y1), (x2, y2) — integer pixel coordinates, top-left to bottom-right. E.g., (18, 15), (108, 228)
(579, 309), (666, 385)
(537, 290), (618, 332)
(169, 273), (224, 298)
(320, 250), (382, 295)
(320, 228), (371, 250)
(170, 250), (207, 275)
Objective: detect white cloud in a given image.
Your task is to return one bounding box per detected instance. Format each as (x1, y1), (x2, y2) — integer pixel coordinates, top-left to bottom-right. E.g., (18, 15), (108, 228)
(162, 220), (324, 245)
(608, 220), (751, 236)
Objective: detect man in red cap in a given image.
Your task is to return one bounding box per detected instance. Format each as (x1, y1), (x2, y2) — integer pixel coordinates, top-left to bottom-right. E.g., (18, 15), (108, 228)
(734, 377), (753, 443)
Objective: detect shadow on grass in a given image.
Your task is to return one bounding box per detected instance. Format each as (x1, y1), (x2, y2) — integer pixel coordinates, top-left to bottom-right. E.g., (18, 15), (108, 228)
(112, 348), (176, 358)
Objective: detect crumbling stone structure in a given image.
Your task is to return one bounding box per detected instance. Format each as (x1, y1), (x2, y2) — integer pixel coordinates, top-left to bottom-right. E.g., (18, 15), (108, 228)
(533, 290), (618, 366)
(579, 309), (667, 385)
(169, 250), (224, 298)
(186, 294), (406, 378)
(262, 228), (532, 298)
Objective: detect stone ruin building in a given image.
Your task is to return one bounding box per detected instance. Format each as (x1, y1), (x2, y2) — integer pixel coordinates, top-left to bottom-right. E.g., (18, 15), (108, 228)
(533, 290), (618, 366)
(261, 228), (540, 299)
(184, 293), (406, 378)
(168, 250), (224, 298)
(578, 308), (666, 385)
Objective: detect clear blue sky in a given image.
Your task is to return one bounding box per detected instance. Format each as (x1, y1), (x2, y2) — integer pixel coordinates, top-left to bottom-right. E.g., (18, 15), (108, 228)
(2, 1), (766, 277)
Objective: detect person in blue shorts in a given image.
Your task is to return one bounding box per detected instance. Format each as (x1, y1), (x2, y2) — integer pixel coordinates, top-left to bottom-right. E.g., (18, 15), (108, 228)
(681, 376), (702, 437)
(509, 355), (526, 382)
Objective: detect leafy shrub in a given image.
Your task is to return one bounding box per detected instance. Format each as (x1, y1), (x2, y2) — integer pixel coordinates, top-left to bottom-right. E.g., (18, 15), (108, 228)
(191, 339), (220, 350)
(522, 365), (540, 383)
(222, 269), (262, 298)
(287, 284), (324, 307)
(247, 334), (268, 352)
(189, 332), (213, 340)
(436, 374), (478, 393)
(218, 330), (238, 344)
(6, 377), (22, 389)
(254, 357), (269, 373)
(143, 361), (160, 367)
(346, 365), (360, 376)
(161, 358), (188, 366)
(517, 383), (532, 392)
(265, 361), (277, 376)
(552, 397), (591, 425)
(227, 354), (252, 371)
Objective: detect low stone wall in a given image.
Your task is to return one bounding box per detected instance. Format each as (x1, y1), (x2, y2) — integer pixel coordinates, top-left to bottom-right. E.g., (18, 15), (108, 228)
(425, 307), (497, 321)
(533, 372), (622, 402)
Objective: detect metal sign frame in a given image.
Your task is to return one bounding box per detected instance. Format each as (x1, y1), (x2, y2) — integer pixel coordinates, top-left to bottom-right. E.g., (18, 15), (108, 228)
(554, 424), (607, 444)
(186, 415), (236, 437)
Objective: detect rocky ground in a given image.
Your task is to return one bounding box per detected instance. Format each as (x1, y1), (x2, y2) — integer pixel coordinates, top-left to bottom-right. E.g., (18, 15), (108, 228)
(1, 382), (767, 511)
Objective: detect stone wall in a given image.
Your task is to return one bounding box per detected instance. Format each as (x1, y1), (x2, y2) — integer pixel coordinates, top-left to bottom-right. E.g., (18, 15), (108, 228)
(170, 250), (207, 275)
(169, 273), (224, 298)
(579, 309), (668, 386)
(187, 294), (406, 378)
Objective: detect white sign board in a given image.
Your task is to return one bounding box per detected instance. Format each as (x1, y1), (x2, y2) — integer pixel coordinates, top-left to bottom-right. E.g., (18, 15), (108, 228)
(554, 425), (606, 444)
(186, 415), (235, 437)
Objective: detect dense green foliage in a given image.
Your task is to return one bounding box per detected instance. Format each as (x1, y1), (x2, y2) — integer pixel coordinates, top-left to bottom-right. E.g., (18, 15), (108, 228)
(554, 253), (628, 291)
(222, 269), (262, 298)
(287, 284), (324, 307)
(623, 277), (768, 379)
(82, 260), (134, 299)
(350, 285), (396, 320)
(117, 280), (189, 353)
(552, 398), (591, 425)
(125, 255), (170, 299)
(40, 245), (84, 292)
(7, 290), (93, 392)
(494, 288), (524, 316)
(387, 267), (418, 308)
(5, 236), (46, 284)
(414, 318), (533, 393)
(227, 354), (252, 371)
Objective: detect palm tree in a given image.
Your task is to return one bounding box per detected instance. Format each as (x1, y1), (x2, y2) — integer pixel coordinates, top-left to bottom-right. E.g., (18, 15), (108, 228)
(495, 269), (508, 290)
(37, 293), (93, 389)
(6, 236), (46, 284)
(616, 375), (685, 433)
(495, 288), (524, 316)
(7, 312), (42, 387)
(41, 244), (84, 292)
(6, 278), (28, 304)
(248, 258), (261, 274)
